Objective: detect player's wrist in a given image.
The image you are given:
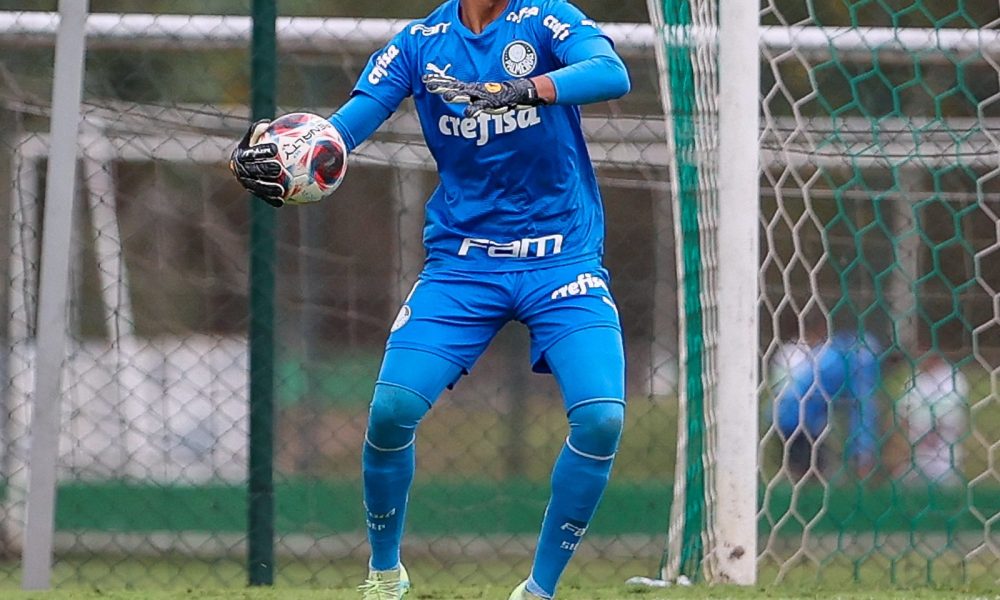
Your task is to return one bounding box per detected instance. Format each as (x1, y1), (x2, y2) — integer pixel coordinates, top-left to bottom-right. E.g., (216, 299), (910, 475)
(507, 78), (546, 107)
(527, 75), (556, 104)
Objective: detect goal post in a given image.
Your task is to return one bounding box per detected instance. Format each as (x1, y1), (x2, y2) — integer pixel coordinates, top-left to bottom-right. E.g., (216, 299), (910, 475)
(711, 0), (760, 585)
(21, 0), (89, 589)
(647, 0), (759, 585)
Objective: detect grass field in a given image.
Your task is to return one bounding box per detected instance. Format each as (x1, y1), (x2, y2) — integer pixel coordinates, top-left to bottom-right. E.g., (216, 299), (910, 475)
(4, 585), (1000, 599)
(1, 559), (997, 600)
(2, 556), (996, 600)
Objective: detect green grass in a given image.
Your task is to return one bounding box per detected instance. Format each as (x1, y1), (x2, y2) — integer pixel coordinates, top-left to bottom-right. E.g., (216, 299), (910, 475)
(1, 556), (997, 599)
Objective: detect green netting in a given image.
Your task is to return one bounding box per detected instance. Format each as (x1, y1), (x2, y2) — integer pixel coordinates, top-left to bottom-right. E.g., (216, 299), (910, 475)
(758, 0), (1000, 587)
(657, 0), (709, 583)
(649, 0), (1000, 587)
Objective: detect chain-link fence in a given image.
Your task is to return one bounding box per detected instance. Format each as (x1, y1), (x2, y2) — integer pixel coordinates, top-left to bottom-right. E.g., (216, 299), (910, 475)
(0, 1), (676, 589)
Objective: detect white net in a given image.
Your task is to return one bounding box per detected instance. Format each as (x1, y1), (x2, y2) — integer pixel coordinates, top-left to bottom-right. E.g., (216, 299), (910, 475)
(645, 0), (1000, 587)
(756, 1), (1000, 587)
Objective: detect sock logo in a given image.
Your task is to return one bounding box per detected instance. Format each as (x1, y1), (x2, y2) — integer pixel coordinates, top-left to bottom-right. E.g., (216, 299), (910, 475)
(559, 521), (587, 551)
(366, 507), (397, 531)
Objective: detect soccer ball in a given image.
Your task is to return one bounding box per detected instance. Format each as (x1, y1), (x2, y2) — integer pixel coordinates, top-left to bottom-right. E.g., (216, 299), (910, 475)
(261, 112), (348, 205)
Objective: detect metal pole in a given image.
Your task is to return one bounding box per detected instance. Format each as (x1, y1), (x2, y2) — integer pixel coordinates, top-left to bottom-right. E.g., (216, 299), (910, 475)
(247, 0), (277, 587)
(711, 0), (760, 585)
(21, 0), (89, 589)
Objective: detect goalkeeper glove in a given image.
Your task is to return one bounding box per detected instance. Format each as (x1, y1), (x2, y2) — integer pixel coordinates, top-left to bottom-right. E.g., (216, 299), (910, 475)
(422, 75), (545, 118)
(229, 119), (285, 208)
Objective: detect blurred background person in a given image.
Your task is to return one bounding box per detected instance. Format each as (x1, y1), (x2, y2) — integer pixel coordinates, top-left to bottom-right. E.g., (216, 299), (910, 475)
(773, 315), (881, 480)
(896, 353), (969, 486)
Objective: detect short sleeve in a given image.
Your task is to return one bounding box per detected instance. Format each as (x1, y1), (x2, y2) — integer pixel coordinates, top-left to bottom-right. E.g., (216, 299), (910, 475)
(537, 1), (613, 65)
(352, 30), (413, 113)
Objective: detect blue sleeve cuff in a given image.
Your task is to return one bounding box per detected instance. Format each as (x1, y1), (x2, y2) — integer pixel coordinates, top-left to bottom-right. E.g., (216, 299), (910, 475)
(327, 93), (394, 153)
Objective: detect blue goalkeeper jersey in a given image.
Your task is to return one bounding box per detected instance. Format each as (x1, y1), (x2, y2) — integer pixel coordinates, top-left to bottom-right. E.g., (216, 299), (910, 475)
(352, 0), (613, 272)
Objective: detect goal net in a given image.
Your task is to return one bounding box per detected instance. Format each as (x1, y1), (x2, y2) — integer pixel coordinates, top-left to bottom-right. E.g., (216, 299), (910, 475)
(650, 0), (1000, 587)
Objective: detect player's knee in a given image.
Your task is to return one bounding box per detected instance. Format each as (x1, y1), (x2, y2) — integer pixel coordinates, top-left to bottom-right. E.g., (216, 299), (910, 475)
(568, 401), (625, 458)
(366, 383), (431, 450)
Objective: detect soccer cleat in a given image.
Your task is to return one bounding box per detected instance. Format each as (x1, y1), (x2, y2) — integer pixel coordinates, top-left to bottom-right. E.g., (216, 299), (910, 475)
(508, 579), (547, 600)
(358, 563), (410, 600)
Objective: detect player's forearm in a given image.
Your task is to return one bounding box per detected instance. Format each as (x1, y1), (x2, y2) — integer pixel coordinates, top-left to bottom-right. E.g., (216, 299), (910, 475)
(544, 55), (630, 105)
(543, 38), (631, 106)
(328, 93), (394, 152)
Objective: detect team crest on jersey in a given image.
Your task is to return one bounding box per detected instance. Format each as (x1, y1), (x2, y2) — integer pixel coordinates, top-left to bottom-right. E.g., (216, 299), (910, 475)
(502, 40), (538, 77)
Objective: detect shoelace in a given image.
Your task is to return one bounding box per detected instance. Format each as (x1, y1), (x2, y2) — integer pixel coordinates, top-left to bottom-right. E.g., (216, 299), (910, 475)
(357, 576), (400, 600)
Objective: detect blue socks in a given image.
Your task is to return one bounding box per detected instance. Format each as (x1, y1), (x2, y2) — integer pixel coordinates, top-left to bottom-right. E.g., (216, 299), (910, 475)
(363, 350), (462, 571)
(526, 401), (624, 598)
(363, 383), (430, 570)
(365, 394), (625, 588)
(363, 439), (415, 570)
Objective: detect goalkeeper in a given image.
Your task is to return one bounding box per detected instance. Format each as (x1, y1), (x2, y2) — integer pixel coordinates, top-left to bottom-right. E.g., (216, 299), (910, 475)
(231, 1), (630, 598)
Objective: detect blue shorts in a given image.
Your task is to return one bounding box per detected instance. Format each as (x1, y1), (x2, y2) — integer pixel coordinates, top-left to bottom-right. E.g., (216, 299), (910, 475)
(386, 259), (621, 374)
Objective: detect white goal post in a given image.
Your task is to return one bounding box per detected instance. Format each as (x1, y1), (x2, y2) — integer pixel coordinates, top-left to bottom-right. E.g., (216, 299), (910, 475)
(710, 1), (759, 585)
(19, 0), (89, 590)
